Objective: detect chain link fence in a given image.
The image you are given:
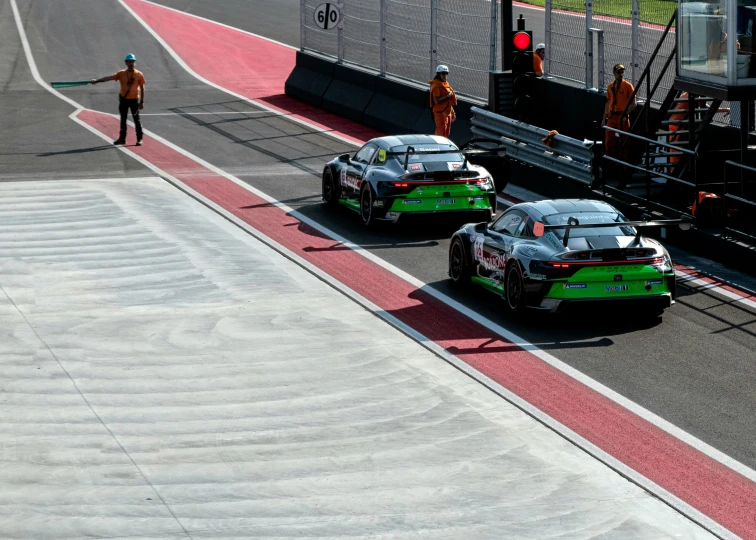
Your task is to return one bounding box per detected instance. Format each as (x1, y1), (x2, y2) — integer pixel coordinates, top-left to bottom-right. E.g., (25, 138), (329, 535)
(301, 0), (495, 99)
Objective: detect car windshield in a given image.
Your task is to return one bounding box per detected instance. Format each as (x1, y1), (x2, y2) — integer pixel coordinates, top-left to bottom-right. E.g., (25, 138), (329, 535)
(543, 212), (636, 238)
(388, 143), (464, 163)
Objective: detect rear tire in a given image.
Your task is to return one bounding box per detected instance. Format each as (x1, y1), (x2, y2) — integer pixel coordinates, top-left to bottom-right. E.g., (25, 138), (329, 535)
(449, 238), (471, 286)
(504, 261), (527, 313)
(360, 183), (375, 227)
(322, 168), (339, 207)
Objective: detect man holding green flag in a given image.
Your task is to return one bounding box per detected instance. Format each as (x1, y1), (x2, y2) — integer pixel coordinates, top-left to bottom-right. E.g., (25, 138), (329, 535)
(90, 53), (146, 146)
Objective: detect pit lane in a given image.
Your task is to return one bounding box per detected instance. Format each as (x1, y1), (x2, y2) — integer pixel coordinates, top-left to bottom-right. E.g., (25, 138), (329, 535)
(4, 0), (756, 532)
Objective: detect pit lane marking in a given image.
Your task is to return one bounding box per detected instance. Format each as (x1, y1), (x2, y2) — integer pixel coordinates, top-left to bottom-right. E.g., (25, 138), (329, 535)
(12, 1), (755, 535)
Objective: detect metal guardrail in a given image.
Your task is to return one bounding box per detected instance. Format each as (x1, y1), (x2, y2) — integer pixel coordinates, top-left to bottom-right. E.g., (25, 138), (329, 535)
(723, 160), (756, 243)
(601, 124), (698, 219)
(470, 107), (597, 185)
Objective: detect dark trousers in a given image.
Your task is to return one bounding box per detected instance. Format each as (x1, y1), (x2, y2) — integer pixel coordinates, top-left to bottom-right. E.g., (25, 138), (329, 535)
(118, 97), (143, 141)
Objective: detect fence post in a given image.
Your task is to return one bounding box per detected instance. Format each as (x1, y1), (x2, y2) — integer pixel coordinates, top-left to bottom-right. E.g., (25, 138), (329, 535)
(337, 2), (344, 64)
(596, 29), (605, 89)
(300, 0), (306, 52)
(631, 0), (639, 85)
(585, 0), (593, 88)
(430, 0), (438, 78)
(489, 0), (498, 72)
(380, 0), (387, 76)
(544, 0), (552, 75)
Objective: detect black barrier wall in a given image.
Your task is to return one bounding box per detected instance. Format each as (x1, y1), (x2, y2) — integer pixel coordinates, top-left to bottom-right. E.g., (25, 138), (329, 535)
(286, 51), (742, 152)
(285, 51), (484, 145)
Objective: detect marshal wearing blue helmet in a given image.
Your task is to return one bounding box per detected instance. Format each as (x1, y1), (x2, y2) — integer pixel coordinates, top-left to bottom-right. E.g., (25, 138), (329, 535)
(91, 53), (146, 146)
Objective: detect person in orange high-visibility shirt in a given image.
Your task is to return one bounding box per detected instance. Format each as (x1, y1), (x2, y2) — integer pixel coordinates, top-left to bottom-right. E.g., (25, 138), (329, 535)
(601, 64), (636, 162)
(91, 53), (146, 146)
(533, 43), (545, 77)
(429, 65), (457, 138)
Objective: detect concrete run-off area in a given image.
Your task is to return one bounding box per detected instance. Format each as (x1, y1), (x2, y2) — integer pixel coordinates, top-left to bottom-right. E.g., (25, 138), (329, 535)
(0, 177), (713, 539)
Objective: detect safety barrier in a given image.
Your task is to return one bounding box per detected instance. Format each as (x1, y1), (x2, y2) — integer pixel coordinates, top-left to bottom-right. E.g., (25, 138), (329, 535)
(285, 51), (485, 145)
(469, 107), (598, 185)
(723, 161), (756, 243)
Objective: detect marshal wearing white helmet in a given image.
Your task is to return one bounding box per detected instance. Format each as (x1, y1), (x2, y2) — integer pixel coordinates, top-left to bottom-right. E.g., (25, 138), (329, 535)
(534, 43), (545, 77)
(429, 64), (457, 138)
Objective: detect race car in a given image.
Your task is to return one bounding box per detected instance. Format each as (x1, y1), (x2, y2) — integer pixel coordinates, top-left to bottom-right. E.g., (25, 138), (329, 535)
(321, 135), (500, 226)
(448, 199), (689, 315)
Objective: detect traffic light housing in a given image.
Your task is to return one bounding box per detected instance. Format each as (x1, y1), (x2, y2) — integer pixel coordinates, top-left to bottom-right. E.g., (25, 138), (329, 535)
(510, 30), (534, 121)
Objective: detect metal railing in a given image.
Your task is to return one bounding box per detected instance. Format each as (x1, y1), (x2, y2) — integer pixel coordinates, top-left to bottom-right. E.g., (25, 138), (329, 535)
(723, 161), (756, 242)
(470, 107), (597, 185)
(602, 125), (697, 218)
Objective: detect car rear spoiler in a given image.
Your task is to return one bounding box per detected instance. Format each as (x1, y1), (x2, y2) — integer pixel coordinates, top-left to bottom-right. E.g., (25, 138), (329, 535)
(533, 217), (692, 247)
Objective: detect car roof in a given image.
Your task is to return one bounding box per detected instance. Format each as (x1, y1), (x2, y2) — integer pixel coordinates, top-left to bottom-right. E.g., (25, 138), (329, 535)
(520, 199), (619, 219)
(369, 134), (456, 149)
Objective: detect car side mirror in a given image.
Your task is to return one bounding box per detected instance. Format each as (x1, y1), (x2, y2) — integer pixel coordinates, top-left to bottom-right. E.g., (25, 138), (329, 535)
(678, 222), (692, 231)
(338, 153), (350, 162)
(533, 222), (545, 237)
(474, 222), (488, 234)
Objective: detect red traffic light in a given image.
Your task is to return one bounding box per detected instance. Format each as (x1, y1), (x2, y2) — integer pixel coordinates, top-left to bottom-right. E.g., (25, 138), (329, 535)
(513, 31), (531, 51)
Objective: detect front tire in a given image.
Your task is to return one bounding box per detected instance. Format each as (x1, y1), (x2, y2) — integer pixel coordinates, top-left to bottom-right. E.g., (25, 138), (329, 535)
(322, 168), (339, 207)
(449, 238), (471, 286)
(504, 261), (527, 313)
(360, 183), (375, 227)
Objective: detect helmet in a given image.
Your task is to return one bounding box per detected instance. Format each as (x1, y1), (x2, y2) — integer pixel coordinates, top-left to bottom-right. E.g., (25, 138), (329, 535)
(535, 43), (545, 51)
(435, 64), (449, 73)
(124, 53), (137, 62)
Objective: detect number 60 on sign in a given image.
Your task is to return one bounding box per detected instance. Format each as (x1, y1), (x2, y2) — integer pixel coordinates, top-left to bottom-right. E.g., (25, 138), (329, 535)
(314, 3), (340, 30)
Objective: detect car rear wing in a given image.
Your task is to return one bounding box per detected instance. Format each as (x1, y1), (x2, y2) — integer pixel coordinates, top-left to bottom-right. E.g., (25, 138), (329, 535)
(533, 217), (692, 247)
(385, 146), (462, 171)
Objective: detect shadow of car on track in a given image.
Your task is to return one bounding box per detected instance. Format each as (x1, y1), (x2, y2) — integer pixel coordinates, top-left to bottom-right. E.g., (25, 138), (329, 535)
(388, 279), (665, 353)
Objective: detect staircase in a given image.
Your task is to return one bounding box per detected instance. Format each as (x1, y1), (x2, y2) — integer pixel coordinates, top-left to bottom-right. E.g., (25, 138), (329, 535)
(635, 89), (722, 180)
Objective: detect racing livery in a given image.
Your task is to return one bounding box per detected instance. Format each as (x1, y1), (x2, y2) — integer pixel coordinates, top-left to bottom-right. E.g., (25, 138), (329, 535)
(448, 199), (688, 315)
(321, 135), (499, 226)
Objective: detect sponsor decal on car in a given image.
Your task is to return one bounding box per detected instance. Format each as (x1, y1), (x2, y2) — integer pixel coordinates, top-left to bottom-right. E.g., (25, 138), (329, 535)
(469, 196), (485, 201)
(448, 162), (462, 170)
(377, 149), (387, 163)
(614, 274), (623, 281)
(473, 237), (507, 271)
(605, 285), (629, 292)
(437, 199), (456, 205)
(530, 273), (547, 280)
(564, 283), (587, 289)
(410, 164), (422, 171)
(646, 279), (664, 286)
(403, 199), (422, 204)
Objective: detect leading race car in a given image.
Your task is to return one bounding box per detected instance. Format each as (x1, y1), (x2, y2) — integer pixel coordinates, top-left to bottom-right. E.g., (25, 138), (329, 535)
(448, 199), (689, 315)
(321, 135), (500, 226)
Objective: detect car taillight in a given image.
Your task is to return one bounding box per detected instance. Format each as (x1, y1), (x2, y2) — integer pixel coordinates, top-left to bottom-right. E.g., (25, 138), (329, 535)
(547, 262), (570, 268)
(392, 182), (409, 187)
(652, 257), (664, 265)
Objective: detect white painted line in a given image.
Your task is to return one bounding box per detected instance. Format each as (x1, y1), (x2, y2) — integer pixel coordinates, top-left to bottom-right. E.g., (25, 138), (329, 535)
(676, 268), (756, 310)
(68, 110), (735, 539)
(118, 0), (361, 147)
(9, 0), (81, 110)
(140, 111), (280, 116)
(12, 1), (751, 533)
(139, 0), (297, 50)
(111, 0), (756, 490)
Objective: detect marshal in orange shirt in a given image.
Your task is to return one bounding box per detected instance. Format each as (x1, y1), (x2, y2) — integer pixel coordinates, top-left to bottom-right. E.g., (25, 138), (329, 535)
(112, 69), (146, 99)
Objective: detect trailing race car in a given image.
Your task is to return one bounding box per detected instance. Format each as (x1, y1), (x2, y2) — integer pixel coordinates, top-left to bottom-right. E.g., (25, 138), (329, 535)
(448, 199), (690, 315)
(321, 135), (501, 226)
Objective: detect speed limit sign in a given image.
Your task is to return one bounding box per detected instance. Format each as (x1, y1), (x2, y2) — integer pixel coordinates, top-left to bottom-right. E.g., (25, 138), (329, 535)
(314, 3), (340, 30)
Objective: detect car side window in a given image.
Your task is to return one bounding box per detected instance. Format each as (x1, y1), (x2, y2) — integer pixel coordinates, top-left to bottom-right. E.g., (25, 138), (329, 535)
(492, 210), (525, 236)
(516, 214), (535, 238)
(354, 143), (377, 164)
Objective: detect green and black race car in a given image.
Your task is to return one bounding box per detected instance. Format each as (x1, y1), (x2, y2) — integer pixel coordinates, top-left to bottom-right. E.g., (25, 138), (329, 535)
(321, 135), (500, 226)
(448, 199), (689, 315)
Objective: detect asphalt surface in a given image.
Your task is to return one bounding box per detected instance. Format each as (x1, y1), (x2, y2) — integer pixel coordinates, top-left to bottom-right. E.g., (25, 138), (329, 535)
(4, 0), (756, 487)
